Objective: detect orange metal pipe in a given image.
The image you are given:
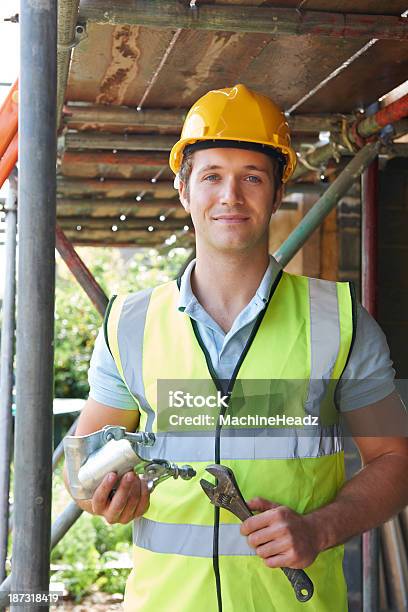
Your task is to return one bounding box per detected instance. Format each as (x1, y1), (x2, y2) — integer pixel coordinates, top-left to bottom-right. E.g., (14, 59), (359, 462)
(0, 133), (18, 190)
(0, 80), (18, 159)
(358, 93), (408, 137)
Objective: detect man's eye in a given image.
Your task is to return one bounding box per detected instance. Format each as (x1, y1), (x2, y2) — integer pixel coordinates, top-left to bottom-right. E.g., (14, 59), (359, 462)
(246, 175), (261, 183)
(203, 174), (219, 181)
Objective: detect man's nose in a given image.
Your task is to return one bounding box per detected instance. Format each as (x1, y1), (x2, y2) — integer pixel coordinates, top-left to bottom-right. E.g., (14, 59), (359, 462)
(220, 177), (243, 206)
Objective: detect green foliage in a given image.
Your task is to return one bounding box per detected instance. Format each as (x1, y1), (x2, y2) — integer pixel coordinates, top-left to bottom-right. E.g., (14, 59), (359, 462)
(54, 247), (189, 398)
(91, 513), (132, 555)
(51, 513), (100, 600)
(51, 511), (133, 600)
(96, 551), (131, 595)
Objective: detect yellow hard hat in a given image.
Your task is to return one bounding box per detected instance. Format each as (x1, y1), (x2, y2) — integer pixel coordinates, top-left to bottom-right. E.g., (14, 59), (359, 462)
(169, 83), (297, 183)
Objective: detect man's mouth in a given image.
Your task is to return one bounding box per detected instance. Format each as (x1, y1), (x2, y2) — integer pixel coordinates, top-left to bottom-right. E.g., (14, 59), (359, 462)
(212, 215), (250, 223)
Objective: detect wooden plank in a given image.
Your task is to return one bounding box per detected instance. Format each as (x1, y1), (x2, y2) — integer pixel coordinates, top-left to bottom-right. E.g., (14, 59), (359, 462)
(193, 0), (408, 15)
(60, 151), (172, 180)
(57, 178), (176, 198)
(320, 207), (338, 280)
(66, 22), (365, 112)
(300, 195), (322, 278)
(64, 228), (194, 246)
(65, 238), (194, 248)
(65, 229), (172, 240)
(64, 103), (349, 134)
(56, 197), (181, 217)
(79, 1), (408, 40)
(58, 216), (192, 230)
(65, 132), (176, 151)
(301, 0), (407, 13)
(150, 29), (274, 108)
(61, 151), (169, 167)
(63, 131), (317, 156)
(297, 40), (408, 113)
(64, 105), (186, 128)
(60, 164), (173, 180)
(269, 206), (303, 274)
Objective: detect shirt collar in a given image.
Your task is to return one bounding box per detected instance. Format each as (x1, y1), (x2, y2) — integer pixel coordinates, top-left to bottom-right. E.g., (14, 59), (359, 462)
(177, 254), (282, 312)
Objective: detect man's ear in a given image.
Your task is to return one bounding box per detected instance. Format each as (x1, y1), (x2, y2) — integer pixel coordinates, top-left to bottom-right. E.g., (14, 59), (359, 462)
(178, 179), (190, 213)
(272, 183), (284, 214)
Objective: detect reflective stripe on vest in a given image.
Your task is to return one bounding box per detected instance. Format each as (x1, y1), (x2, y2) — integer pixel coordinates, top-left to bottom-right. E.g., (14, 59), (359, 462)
(107, 271), (353, 612)
(127, 424), (343, 463)
(107, 288), (156, 431)
(134, 518), (255, 557)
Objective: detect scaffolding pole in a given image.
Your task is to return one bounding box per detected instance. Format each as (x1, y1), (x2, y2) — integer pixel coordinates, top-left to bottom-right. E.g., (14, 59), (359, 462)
(56, 225), (108, 316)
(0, 172), (17, 586)
(11, 1), (57, 609)
(361, 100), (380, 611)
(361, 157), (379, 317)
(0, 502), (83, 608)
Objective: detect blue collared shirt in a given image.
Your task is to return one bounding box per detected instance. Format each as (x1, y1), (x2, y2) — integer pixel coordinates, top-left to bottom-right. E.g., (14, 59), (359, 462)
(178, 255), (281, 385)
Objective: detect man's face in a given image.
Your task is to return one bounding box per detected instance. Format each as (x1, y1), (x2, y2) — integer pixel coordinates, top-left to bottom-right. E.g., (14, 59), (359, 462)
(179, 148), (283, 255)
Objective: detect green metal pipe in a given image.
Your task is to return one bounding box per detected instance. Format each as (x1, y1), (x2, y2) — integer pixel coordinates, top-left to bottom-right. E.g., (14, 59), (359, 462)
(274, 141), (381, 268)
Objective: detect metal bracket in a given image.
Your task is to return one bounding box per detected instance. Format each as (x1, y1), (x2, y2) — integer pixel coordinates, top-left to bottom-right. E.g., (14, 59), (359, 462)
(57, 23), (88, 52)
(63, 426), (155, 499)
(378, 124), (395, 147)
(3, 202), (17, 214)
(3, 170), (18, 212)
(3, 14), (19, 23)
(297, 148), (322, 173)
(64, 426), (195, 499)
(340, 116), (358, 153)
(102, 424), (155, 447)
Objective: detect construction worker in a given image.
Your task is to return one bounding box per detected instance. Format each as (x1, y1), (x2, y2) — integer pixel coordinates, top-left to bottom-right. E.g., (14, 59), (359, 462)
(64, 84), (408, 611)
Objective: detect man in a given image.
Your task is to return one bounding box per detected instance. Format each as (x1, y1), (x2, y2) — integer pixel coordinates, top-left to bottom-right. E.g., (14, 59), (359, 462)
(64, 84), (408, 611)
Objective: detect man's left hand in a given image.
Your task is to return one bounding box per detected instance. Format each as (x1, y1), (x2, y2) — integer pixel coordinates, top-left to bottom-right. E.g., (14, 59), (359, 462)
(240, 497), (319, 569)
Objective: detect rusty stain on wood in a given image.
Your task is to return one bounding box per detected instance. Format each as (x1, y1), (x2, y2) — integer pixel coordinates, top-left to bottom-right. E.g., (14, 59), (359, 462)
(96, 25), (141, 105)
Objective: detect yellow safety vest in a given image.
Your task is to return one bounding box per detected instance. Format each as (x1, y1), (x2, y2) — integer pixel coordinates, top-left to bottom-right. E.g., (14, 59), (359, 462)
(106, 271), (355, 612)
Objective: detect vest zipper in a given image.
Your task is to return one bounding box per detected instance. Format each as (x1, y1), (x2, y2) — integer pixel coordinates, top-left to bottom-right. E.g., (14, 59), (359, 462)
(188, 269), (283, 612)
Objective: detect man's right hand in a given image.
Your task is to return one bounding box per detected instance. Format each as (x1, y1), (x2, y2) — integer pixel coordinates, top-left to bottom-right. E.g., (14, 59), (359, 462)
(62, 398), (147, 522)
(91, 470), (150, 524)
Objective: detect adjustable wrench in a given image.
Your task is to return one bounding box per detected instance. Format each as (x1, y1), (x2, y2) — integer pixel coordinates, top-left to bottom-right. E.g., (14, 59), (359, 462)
(200, 464), (314, 603)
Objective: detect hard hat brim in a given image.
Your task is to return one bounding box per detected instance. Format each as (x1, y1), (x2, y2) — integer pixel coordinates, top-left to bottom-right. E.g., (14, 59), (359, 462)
(170, 136), (296, 183)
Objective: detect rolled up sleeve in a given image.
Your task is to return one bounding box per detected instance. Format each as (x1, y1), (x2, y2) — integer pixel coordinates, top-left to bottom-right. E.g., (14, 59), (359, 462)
(336, 304), (396, 412)
(88, 327), (139, 410)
